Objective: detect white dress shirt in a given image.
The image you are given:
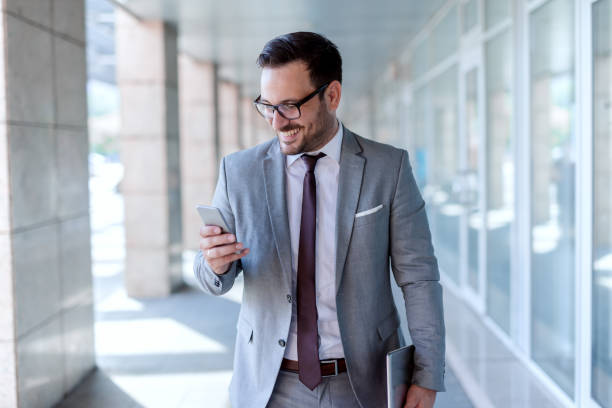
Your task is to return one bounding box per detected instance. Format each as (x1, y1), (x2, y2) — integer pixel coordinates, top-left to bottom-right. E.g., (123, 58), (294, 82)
(283, 120), (345, 361)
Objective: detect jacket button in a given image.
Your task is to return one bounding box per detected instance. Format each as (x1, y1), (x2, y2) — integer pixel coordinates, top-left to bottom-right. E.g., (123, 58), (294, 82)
(287, 294), (292, 303)
(278, 339), (286, 347)
(214, 279), (220, 287)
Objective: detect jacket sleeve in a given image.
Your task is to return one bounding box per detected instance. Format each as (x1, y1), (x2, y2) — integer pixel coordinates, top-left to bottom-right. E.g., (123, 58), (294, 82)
(389, 149), (446, 392)
(193, 156), (242, 296)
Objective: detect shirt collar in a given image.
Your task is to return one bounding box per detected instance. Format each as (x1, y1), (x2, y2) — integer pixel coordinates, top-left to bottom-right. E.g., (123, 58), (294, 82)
(286, 120), (343, 168)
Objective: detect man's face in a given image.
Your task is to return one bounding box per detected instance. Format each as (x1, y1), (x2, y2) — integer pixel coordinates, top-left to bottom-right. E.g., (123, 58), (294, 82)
(260, 60), (338, 155)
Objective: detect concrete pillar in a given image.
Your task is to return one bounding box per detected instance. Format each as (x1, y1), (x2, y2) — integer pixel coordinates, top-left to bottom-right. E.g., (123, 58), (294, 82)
(241, 94), (257, 148)
(0, 1), (94, 407)
(218, 81), (242, 158)
(253, 111), (263, 144)
(116, 10), (183, 297)
(178, 55), (218, 251)
(252, 103), (272, 145)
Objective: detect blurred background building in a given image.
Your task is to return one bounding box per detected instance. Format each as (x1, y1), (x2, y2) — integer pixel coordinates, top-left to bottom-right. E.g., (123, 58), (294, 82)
(0, 0), (611, 407)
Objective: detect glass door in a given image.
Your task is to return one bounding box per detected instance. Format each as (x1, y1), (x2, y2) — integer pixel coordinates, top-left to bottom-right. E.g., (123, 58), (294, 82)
(592, 0), (612, 406)
(459, 50), (486, 313)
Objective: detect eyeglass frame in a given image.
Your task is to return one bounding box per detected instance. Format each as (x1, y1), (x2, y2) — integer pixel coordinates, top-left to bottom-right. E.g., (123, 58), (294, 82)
(253, 82), (330, 120)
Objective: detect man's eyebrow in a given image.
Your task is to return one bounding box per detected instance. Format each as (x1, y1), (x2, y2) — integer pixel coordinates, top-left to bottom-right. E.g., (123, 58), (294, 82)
(260, 97), (299, 104)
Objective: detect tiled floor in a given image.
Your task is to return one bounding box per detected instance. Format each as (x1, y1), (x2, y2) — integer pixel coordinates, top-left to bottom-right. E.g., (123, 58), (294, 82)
(443, 286), (565, 408)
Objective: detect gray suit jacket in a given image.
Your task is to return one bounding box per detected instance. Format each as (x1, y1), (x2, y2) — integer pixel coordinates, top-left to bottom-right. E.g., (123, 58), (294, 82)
(194, 127), (445, 408)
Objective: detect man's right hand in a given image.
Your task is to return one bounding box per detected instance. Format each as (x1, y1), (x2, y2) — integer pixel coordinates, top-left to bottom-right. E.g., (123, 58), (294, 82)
(199, 225), (250, 275)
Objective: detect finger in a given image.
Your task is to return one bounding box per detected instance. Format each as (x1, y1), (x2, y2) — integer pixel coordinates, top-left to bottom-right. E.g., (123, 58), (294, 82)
(208, 248), (250, 269)
(200, 233), (235, 250)
(206, 242), (246, 259)
(200, 225), (223, 237)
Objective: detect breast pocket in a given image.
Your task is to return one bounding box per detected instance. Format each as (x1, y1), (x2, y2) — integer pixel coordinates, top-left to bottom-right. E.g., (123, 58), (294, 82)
(354, 204), (386, 228)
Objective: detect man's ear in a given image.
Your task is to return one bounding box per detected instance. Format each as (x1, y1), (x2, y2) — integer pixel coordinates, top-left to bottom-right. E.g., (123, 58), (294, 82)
(325, 80), (342, 111)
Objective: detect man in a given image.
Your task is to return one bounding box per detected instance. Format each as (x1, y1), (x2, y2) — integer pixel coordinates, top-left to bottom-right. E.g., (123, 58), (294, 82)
(194, 32), (445, 408)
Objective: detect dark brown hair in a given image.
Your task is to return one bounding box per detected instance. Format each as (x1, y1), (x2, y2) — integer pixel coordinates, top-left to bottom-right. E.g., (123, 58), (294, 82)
(256, 32), (342, 93)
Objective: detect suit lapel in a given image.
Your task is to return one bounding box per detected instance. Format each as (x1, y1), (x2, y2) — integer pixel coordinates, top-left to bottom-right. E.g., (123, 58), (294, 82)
(263, 140), (292, 291)
(335, 128), (365, 293)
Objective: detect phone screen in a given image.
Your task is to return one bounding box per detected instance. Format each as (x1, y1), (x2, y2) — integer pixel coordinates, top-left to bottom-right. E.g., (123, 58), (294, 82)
(196, 205), (232, 233)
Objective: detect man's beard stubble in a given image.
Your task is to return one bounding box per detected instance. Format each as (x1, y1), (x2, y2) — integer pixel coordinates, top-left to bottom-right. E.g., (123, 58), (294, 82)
(278, 104), (336, 155)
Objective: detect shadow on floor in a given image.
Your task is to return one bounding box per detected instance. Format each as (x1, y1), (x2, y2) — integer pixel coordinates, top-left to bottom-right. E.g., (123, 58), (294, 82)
(54, 368), (144, 408)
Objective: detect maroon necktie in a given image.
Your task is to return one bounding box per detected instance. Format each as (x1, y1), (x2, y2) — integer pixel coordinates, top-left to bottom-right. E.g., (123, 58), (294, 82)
(297, 152), (326, 390)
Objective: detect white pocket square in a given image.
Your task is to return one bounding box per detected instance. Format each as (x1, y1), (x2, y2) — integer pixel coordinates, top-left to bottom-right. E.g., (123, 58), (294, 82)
(355, 204), (383, 218)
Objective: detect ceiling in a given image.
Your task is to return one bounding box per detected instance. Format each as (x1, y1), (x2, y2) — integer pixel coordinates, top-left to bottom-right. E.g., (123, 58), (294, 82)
(114, 0), (445, 101)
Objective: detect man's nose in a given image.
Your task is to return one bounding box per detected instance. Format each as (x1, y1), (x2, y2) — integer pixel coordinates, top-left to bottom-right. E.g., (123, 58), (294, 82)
(271, 110), (289, 130)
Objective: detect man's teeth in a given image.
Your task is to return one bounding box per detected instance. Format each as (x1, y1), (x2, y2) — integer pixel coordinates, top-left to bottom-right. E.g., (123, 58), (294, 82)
(280, 128), (300, 137)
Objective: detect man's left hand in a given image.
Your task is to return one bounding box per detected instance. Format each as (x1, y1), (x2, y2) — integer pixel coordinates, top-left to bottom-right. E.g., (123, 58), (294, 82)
(403, 384), (436, 408)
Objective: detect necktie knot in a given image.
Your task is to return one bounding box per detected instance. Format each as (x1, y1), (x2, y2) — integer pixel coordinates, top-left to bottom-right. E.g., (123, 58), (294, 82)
(301, 152), (326, 173)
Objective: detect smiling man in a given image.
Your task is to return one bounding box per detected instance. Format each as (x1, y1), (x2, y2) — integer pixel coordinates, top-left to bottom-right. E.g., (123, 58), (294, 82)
(194, 32), (445, 408)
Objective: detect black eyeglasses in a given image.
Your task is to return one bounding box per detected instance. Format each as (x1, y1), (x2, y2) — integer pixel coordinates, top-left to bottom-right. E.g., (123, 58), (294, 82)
(253, 83), (330, 120)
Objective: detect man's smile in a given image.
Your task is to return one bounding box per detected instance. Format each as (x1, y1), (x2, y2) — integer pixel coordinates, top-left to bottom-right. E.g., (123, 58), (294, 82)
(279, 127), (301, 143)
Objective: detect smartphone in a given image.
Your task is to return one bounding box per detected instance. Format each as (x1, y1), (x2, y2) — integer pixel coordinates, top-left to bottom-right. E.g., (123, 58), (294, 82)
(196, 205), (233, 233)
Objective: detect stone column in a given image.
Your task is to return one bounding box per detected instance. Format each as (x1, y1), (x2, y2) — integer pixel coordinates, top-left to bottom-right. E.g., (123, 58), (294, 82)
(116, 10), (182, 297)
(241, 94), (256, 148)
(178, 55), (218, 251)
(252, 103), (272, 145)
(0, 1), (94, 407)
(218, 80), (242, 158)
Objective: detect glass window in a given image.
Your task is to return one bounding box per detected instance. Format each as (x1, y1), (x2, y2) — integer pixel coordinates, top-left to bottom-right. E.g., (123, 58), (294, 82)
(425, 67), (461, 284)
(592, 0), (612, 405)
(374, 80), (399, 144)
(529, 0), (575, 397)
(465, 68), (480, 292)
(413, 86), (429, 191)
(462, 0), (478, 34)
(397, 83), (413, 153)
(485, 28), (514, 334)
(484, 0), (511, 30)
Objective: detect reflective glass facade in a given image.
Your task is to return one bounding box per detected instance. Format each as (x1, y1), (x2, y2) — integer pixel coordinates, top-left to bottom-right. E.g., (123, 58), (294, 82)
(593, 0), (612, 405)
(349, 0), (612, 405)
(485, 27), (513, 334)
(529, 0), (575, 397)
